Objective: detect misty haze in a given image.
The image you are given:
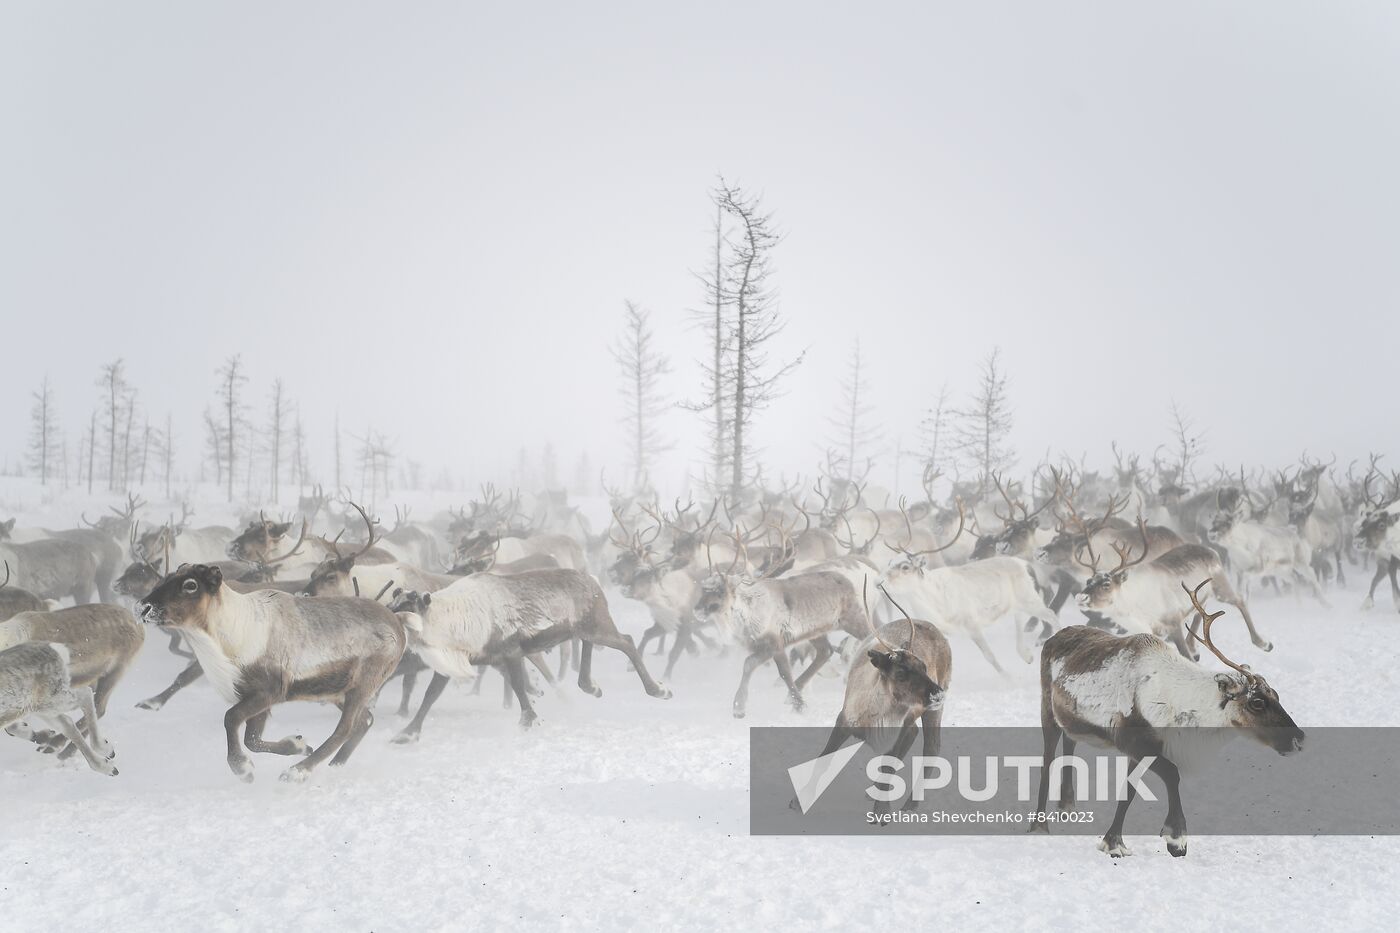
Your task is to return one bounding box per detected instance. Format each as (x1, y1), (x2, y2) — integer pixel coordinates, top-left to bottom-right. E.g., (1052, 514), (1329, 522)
(1, 4), (1397, 932)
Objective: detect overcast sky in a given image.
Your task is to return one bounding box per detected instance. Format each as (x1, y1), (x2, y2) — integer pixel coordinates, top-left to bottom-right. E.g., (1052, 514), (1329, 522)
(3, 2), (1398, 495)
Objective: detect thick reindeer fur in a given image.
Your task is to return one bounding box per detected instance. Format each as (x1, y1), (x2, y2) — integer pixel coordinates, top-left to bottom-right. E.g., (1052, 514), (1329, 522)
(0, 642), (117, 776)
(0, 538), (100, 603)
(1036, 624), (1303, 858)
(0, 604), (144, 754)
(138, 565), (406, 782)
(696, 569), (870, 718)
(389, 568), (671, 738)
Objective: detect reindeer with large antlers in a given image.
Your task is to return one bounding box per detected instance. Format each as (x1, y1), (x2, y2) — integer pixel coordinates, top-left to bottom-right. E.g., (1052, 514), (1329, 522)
(1035, 580), (1303, 858)
(694, 527), (870, 718)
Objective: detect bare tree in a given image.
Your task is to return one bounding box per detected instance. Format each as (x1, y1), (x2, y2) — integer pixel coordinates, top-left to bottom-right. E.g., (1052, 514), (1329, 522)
(216, 355), (247, 502)
(266, 378), (289, 502)
(85, 410), (96, 495)
(119, 386), (138, 491)
(715, 180), (802, 500)
(919, 382), (953, 476)
(27, 377), (59, 485)
(682, 204), (733, 495)
(825, 339), (880, 484)
(292, 407), (307, 492)
(96, 359), (127, 490)
(160, 412), (176, 500)
(612, 301), (672, 488)
(334, 411), (343, 492)
(954, 348), (1015, 483)
(203, 407), (225, 489)
(1167, 399), (1206, 485)
(139, 416), (152, 486)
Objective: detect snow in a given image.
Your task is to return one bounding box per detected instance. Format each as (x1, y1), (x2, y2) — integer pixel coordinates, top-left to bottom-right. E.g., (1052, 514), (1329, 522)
(1, 491), (1397, 930)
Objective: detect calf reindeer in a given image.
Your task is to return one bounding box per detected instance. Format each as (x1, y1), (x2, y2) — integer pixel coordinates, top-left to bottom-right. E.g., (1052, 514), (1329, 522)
(1, 643), (117, 776)
(137, 564), (406, 782)
(1035, 581), (1303, 858)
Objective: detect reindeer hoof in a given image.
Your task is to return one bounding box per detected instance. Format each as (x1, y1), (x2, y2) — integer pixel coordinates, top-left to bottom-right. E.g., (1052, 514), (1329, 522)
(1026, 821), (1049, 835)
(1255, 640), (1274, 653)
(391, 731), (420, 746)
(1097, 837), (1131, 858)
(651, 685), (673, 700)
(1361, 597), (1375, 611)
(582, 684), (602, 698)
(732, 709), (747, 720)
(518, 712), (539, 729)
(229, 758), (255, 782)
(136, 698), (164, 711)
(288, 736), (310, 754)
(788, 696), (806, 713)
(279, 766), (309, 784)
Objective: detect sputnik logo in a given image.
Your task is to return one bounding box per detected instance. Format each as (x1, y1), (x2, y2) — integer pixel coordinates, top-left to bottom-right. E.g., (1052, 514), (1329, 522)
(788, 740), (864, 814)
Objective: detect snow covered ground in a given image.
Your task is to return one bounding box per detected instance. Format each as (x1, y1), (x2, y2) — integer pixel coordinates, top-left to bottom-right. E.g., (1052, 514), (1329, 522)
(1, 493), (1397, 930)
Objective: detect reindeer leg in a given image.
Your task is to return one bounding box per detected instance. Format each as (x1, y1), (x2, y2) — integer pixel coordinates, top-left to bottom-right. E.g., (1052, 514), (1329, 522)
(283, 687), (375, 781)
(584, 630), (672, 700)
(576, 639), (600, 697)
(1031, 710), (1063, 834)
(873, 718), (920, 817)
(503, 654), (539, 728)
(166, 632), (194, 661)
(1058, 736), (1079, 809)
(1152, 756), (1187, 857)
(771, 647), (806, 713)
(732, 648), (773, 719)
(967, 628), (1009, 677)
(41, 711), (116, 777)
(526, 652), (556, 688)
(1211, 578), (1272, 652)
(1389, 557), (1400, 611)
(137, 659), (203, 711)
(792, 637), (833, 693)
(663, 621), (694, 679)
(1097, 757), (1140, 857)
(791, 713), (855, 812)
(243, 711), (308, 756)
(224, 695), (273, 782)
(1362, 561), (1387, 610)
(393, 672), (450, 745)
(329, 707), (374, 767)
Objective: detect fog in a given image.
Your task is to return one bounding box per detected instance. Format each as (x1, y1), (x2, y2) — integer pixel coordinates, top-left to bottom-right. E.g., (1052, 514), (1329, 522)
(3, 1), (1398, 493)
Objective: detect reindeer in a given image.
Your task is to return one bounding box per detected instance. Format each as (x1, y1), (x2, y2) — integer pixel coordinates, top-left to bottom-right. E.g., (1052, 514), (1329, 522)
(0, 562), (46, 621)
(1208, 504), (1328, 606)
(0, 602), (144, 757)
(799, 587), (952, 812)
(608, 514), (716, 679)
(694, 530), (871, 718)
(1354, 469), (1400, 611)
(876, 503), (1058, 674)
(1073, 515), (1273, 656)
(386, 568), (671, 739)
(452, 529), (584, 572)
(134, 506), (234, 566)
(377, 505), (444, 571)
(1, 642), (118, 776)
(137, 565), (406, 782)
(0, 533), (100, 604)
(303, 504), (457, 598)
(1034, 581), (1304, 857)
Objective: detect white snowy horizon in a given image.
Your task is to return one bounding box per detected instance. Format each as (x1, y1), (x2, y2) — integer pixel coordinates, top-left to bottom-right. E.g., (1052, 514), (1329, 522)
(3, 1), (1398, 493)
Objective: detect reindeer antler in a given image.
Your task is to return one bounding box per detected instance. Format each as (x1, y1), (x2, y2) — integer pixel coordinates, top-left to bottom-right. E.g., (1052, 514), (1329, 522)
(1182, 579), (1263, 688)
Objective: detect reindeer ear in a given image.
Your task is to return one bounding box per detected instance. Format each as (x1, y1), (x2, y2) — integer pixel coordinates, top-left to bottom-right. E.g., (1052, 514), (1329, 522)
(1215, 672), (1241, 694)
(198, 564), (223, 590)
(867, 649), (894, 673)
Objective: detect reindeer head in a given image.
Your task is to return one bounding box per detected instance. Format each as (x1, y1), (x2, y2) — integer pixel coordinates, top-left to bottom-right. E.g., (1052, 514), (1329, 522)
(226, 515), (294, 562)
(1076, 520), (1149, 611)
(303, 505), (374, 595)
(1183, 581), (1303, 755)
(388, 588), (431, 616)
(137, 563), (224, 631)
(867, 586), (945, 711)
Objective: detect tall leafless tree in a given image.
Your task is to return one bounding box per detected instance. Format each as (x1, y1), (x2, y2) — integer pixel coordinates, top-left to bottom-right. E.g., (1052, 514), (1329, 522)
(919, 382), (953, 477)
(612, 301), (672, 489)
(825, 339), (880, 484)
(266, 378), (289, 502)
(27, 377), (59, 485)
(96, 359), (127, 490)
(954, 347), (1015, 483)
(216, 355), (247, 502)
(682, 204), (733, 495)
(714, 180), (801, 500)
(1167, 398), (1206, 485)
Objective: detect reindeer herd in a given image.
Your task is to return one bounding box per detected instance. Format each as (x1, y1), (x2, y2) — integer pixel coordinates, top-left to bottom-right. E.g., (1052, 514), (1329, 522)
(1, 451), (1394, 856)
